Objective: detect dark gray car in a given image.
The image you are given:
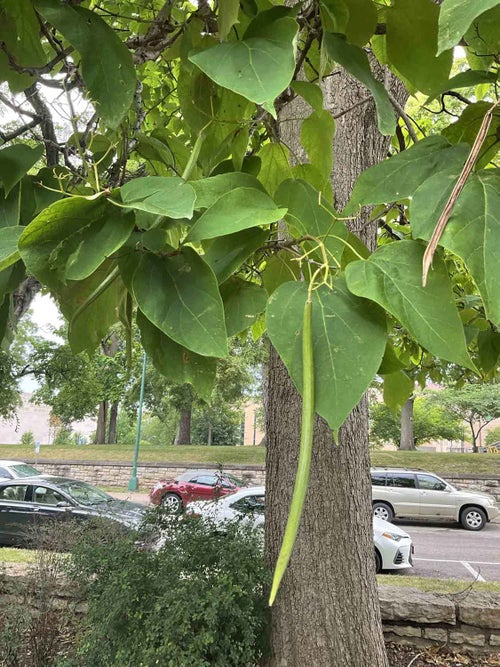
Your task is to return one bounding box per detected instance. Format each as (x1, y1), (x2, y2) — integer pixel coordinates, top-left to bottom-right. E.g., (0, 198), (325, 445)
(0, 476), (147, 546)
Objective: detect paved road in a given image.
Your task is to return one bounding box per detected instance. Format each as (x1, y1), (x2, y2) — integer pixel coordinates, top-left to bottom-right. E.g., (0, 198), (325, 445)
(390, 518), (500, 582)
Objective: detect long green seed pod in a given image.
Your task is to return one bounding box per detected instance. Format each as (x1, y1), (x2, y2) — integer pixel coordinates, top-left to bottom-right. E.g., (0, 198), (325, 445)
(269, 296), (315, 606)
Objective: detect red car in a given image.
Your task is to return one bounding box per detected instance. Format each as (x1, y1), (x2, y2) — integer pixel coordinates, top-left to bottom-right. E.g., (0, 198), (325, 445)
(149, 469), (244, 513)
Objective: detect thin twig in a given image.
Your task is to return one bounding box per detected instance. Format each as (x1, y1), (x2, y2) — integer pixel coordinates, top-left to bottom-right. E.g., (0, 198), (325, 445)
(422, 99), (500, 286)
(387, 90), (418, 144)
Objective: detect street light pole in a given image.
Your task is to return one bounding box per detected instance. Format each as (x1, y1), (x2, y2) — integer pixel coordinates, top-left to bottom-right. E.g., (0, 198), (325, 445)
(128, 351), (147, 491)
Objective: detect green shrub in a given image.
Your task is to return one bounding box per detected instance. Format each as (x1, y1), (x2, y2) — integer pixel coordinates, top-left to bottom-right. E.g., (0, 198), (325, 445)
(20, 431), (35, 447)
(64, 510), (270, 667)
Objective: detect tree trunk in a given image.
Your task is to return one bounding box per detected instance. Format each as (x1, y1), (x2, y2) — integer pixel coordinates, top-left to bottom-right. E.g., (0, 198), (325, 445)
(265, 65), (408, 666)
(400, 396), (415, 450)
(175, 409), (191, 445)
(95, 400), (108, 444)
(207, 421), (212, 446)
(107, 401), (119, 444)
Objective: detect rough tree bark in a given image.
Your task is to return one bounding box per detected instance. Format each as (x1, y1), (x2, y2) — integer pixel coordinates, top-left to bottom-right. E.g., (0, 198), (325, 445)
(400, 396), (416, 450)
(264, 65), (408, 666)
(108, 401), (119, 444)
(95, 400), (107, 444)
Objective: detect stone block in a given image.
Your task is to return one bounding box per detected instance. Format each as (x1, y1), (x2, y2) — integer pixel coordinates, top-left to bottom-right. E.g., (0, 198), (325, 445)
(423, 627), (448, 642)
(379, 586), (456, 625)
(449, 628), (485, 646)
(383, 624), (421, 638)
(490, 634), (500, 646)
(458, 592), (500, 629)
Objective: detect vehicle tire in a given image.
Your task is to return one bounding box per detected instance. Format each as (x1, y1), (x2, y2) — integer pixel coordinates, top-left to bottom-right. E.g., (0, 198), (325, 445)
(375, 549), (382, 574)
(161, 493), (183, 514)
(372, 501), (394, 522)
(460, 506), (486, 531)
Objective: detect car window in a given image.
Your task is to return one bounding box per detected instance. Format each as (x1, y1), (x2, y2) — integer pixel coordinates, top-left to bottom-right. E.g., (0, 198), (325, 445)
(34, 486), (65, 505)
(417, 474), (447, 491)
(0, 467), (11, 479)
(195, 475), (218, 486)
(11, 464), (41, 477)
(222, 473), (244, 488)
(371, 472), (386, 486)
(231, 495), (265, 514)
(387, 473), (416, 488)
(59, 481), (112, 506)
(0, 485), (28, 501)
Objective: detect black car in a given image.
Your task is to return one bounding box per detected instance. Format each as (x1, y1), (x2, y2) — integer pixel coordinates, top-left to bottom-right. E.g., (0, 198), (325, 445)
(0, 476), (147, 546)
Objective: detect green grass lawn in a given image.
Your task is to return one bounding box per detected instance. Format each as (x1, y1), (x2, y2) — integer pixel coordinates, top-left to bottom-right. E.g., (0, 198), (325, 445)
(1, 443), (500, 474)
(0, 548), (37, 564)
(377, 574), (500, 593)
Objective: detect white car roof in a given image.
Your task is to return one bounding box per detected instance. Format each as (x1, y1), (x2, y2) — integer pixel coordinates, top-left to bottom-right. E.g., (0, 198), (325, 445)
(0, 460), (28, 467)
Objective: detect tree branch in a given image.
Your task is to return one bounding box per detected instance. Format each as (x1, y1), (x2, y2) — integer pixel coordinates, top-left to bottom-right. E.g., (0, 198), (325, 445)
(24, 84), (60, 167)
(0, 118), (42, 144)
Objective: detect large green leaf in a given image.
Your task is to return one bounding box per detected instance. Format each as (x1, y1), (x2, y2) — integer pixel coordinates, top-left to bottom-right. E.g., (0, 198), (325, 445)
(34, 0), (136, 129)
(221, 277), (268, 336)
(0, 145), (44, 197)
(56, 261), (127, 354)
(137, 310), (217, 401)
(0, 186), (20, 228)
(263, 251), (301, 295)
(426, 70), (498, 102)
(382, 371), (414, 413)
(189, 17), (298, 116)
(343, 0), (378, 46)
(300, 110), (335, 183)
(437, 0), (500, 55)
(218, 0), (241, 41)
(191, 173), (265, 209)
(323, 32), (395, 136)
(442, 102), (500, 169)
(0, 0), (47, 91)
(186, 188), (286, 242)
(266, 278), (387, 434)
(386, 0), (452, 94)
(119, 177), (196, 219)
(132, 247), (228, 358)
(411, 171), (500, 327)
(478, 329), (500, 374)
(276, 179), (349, 266)
(18, 196), (135, 288)
(345, 240), (475, 369)
(346, 136), (469, 212)
(257, 143), (293, 196)
(203, 227), (268, 284)
(0, 227), (22, 272)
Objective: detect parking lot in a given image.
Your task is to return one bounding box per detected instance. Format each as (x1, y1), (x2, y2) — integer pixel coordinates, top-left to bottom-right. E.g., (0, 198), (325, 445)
(392, 519), (500, 582)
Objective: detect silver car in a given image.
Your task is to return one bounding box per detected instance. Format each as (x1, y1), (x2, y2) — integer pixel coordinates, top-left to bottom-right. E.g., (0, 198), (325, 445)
(371, 467), (499, 531)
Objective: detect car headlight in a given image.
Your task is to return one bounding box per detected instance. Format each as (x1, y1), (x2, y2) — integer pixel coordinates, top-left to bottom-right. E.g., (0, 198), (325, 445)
(382, 531), (402, 542)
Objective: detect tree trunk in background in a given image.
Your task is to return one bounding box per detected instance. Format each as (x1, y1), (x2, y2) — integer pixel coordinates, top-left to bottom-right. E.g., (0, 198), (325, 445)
(400, 396), (416, 450)
(175, 408), (191, 445)
(207, 422), (213, 446)
(95, 400), (108, 444)
(265, 65), (407, 666)
(108, 401), (119, 444)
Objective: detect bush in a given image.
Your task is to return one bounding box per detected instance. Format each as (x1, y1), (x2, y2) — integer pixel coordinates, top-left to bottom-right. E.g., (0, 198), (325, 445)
(64, 510), (270, 667)
(20, 430), (35, 447)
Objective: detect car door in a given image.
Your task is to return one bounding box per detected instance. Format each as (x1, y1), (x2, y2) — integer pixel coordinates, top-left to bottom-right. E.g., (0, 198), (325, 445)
(385, 473), (419, 517)
(0, 483), (31, 545)
(30, 484), (74, 532)
(416, 473), (456, 518)
(189, 474), (220, 501)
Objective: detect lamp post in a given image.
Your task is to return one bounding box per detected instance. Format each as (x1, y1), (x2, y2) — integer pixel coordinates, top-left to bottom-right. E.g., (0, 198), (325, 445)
(128, 351), (147, 491)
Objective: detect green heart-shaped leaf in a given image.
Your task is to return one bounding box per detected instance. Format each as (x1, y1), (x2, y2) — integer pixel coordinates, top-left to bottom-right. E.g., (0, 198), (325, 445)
(0, 227), (22, 272)
(132, 247), (228, 358)
(266, 278), (387, 434)
(221, 277), (268, 336)
(345, 240), (475, 369)
(119, 177), (196, 219)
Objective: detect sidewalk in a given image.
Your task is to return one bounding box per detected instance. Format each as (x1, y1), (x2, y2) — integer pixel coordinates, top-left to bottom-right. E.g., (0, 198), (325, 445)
(111, 491), (150, 505)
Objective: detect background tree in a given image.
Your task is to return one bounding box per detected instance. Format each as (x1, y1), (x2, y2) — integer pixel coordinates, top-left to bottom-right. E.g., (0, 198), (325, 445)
(370, 396), (464, 449)
(429, 384), (500, 453)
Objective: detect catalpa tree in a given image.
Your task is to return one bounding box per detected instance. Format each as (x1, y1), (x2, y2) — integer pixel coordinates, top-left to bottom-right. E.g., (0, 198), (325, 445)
(0, 0), (499, 664)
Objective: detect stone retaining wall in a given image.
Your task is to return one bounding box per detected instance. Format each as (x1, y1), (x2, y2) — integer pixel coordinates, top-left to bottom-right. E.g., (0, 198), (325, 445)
(380, 585), (500, 652)
(30, 460), (266, 489)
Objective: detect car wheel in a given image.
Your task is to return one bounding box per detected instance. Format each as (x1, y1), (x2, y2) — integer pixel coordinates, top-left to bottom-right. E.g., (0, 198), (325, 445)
(375, 549), (382, 574)
(460, 506), (486, 531)
(161, 493), (183, 514)
(372, 502), (394, 522)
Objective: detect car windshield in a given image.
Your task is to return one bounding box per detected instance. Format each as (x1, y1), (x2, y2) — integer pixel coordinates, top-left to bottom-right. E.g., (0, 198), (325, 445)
(11, 464), (41, 477)
(59, 481), (113, 506)
(223, 473), (245, 487)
